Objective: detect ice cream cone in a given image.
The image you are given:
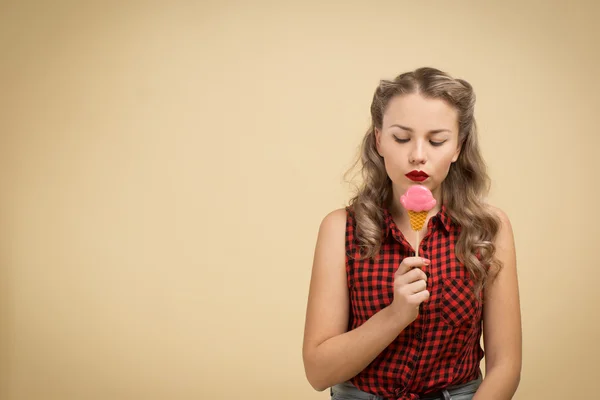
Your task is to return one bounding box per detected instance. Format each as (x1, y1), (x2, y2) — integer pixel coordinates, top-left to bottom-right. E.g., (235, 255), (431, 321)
(407, 210), (428, 231)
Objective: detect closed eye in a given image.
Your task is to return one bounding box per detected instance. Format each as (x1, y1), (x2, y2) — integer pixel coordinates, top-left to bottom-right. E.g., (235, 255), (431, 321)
(393, 136), (410, 144)
(430, 140), (447, 147)
(393, 136), (447, 147)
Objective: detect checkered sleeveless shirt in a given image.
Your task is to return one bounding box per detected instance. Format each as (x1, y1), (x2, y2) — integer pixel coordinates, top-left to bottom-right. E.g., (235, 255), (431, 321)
(345, 205), (484, 400)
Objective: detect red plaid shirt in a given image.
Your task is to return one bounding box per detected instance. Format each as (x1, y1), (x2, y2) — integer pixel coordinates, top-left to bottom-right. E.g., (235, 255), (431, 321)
(345, 205), (484, 400)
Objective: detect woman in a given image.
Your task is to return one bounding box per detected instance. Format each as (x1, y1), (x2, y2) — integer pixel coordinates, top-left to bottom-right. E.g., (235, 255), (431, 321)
(302, 67), (522, 400)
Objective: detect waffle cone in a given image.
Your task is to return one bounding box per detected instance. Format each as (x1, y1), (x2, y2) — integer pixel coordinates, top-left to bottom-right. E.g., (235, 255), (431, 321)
(407, 210), (428, 231)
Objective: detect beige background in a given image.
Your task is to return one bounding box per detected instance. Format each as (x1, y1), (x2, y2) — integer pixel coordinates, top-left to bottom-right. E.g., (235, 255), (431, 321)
(1, 1), (598, 399)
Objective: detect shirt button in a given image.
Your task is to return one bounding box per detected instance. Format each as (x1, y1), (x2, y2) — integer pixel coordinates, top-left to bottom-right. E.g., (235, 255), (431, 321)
(415, 330), (422, 339)
(422, 244), (428, 251)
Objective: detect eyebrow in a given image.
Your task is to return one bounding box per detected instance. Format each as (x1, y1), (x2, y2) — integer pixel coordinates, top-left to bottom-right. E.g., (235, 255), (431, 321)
(389, 124), (451, 134)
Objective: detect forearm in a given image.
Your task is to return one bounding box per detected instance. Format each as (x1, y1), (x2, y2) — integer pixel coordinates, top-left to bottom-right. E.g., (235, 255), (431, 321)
(472, 363), (521, 400)
(305, 306), (409, 391)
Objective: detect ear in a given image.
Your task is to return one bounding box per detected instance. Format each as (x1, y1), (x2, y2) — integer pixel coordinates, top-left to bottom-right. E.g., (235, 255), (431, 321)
(374, 128), (383, 157)
(451, 143), (461, 163)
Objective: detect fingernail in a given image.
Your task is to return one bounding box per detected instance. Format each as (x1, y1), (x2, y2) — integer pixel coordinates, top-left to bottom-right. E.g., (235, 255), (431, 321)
(423, 259), (431, 265)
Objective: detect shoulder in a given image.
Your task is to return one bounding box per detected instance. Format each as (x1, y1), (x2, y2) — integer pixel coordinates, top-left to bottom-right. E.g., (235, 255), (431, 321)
(483, 204), (516, 261)
(318, 208), (348, 236)
(484, 203), (513, 233)
(312, 209), (349, 276)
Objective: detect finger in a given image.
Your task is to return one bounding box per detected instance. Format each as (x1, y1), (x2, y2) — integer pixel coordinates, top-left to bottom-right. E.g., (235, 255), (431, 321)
(396, 267), (428, 288)
(404, 268), (428, 283)
(411, 289), (430, 304)
(395, 257), (431, 276)
(407, 279), (427, 294)
(396, 268), (423, 285)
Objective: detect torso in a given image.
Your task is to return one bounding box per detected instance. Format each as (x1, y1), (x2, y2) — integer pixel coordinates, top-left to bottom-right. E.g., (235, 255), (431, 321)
(344, 205), (484, 400)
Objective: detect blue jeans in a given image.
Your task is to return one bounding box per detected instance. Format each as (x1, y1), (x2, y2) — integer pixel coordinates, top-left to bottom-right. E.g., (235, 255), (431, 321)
(330, 375), (482, 400)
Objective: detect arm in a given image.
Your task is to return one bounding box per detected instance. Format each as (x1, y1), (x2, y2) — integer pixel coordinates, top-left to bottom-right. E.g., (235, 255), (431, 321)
(473, 207), (522, 399)
(301, 209), (413, 392)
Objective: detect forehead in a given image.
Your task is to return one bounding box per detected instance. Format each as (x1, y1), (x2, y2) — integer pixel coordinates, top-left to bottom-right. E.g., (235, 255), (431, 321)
(382, 93), (458, 131)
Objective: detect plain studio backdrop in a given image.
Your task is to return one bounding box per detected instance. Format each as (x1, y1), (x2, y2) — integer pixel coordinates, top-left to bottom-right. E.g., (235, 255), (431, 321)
(1, 1), (598, 399)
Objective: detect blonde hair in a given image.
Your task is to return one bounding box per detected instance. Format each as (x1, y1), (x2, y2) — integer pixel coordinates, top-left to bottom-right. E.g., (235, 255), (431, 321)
(345, 67), (501, 296)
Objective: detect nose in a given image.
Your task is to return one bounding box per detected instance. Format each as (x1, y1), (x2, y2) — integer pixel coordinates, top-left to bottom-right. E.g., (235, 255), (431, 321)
(409, 140), (426, 164)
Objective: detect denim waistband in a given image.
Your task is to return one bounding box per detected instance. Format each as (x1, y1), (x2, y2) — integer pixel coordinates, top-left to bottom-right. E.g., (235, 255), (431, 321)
(420, 375), (482, 399)
(331, 375), (482, 400)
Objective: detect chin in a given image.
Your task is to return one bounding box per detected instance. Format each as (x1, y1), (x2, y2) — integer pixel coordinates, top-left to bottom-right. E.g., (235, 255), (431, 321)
(406, 179), (428, 186)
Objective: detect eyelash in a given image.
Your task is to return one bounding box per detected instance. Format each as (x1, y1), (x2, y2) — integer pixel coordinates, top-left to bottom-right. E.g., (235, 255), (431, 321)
(393, 137), (447, 147)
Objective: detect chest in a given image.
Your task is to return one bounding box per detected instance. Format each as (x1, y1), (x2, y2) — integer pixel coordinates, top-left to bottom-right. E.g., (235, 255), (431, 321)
(347, 230), (482, 328)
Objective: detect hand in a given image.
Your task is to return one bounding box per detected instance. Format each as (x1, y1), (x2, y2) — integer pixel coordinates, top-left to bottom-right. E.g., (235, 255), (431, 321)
(389, 257), (430, 324)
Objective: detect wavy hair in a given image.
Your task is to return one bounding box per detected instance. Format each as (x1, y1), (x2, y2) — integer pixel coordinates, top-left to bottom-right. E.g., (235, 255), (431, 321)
(345, 67), (502, 296)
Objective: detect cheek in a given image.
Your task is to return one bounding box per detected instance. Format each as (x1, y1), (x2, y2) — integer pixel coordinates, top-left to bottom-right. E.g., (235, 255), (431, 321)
(380, 141), (402, 162)
(383, 148), (406, 168)
(382, 156), (400, 176)
(380, 150), (406, 178)
(431, 152), (456, 176)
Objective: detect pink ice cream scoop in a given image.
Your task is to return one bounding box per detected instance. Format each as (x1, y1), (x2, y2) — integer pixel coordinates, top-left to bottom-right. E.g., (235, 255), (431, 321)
(400, 185), (437, 212)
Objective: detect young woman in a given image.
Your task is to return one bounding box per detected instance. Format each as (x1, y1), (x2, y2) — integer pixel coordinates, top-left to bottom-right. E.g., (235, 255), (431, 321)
(302, 67), (522, 400)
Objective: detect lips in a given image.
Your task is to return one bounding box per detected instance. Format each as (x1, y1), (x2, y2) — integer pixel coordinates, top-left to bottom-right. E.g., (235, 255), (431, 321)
(405, 170), (429, 182)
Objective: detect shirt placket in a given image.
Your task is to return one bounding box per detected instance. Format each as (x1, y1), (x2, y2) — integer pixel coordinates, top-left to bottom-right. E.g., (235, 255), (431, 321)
(389, 216), (437, 397)
(405, 223), (435, 393)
